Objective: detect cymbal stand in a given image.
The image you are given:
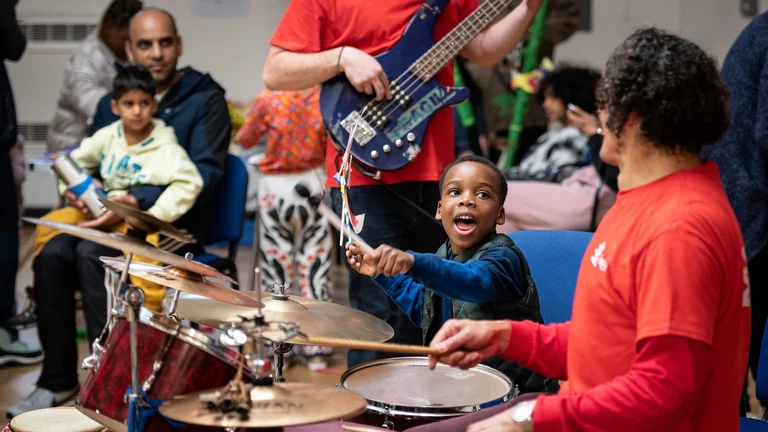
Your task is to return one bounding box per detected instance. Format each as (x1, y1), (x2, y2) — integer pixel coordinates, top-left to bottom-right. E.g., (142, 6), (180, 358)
(82, 228), (146, 371)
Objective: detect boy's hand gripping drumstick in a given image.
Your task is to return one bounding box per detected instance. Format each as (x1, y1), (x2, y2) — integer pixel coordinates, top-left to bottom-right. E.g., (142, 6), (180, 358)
(294, 184), (374, 255)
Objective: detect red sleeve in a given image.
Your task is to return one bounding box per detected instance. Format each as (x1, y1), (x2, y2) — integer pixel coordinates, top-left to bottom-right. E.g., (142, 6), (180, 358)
(235, 95), (268, 149)
(532, 335), (711, 432)
(634, 228), (721, 345)
(503, 320), (570, 381)
(269, 0), (326, 52)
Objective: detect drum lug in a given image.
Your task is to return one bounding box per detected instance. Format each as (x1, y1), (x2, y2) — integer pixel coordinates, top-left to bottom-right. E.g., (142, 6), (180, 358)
(81, 340), (104, 370)
(141, 360), (163, 392)
(381, 416), (395, 430)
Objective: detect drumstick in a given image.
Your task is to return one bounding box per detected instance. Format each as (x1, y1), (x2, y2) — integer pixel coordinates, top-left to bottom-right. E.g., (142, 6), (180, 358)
(294, 184), (374, 255)
(290, 335), (440, 356)
(342, 425), (386, 432)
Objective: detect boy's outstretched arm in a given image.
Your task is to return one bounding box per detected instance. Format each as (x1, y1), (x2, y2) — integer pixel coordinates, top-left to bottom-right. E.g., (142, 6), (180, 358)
(346, 243), (424, 327)
(349, 243), (526, 303)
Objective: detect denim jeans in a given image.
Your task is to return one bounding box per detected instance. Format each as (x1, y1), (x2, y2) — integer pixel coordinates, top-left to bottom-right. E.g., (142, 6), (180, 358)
(331, 182), (447, 368)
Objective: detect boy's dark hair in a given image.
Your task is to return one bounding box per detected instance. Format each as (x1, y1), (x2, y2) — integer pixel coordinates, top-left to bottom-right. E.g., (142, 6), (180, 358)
(112, 65), (155, 100)
(101, 0), (143, 29)
(439, 155), (508, 205)
(537, 66), (602, 114)
(595, 27), (730, 155)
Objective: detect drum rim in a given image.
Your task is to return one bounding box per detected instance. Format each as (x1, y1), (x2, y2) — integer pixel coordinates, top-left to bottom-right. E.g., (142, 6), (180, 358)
(109, 307), (248, 375)
(339, 356), (514, 419)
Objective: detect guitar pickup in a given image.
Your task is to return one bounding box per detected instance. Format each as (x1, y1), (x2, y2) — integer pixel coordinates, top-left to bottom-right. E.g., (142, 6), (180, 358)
(340, 111), (377, 146)
(370, 113), (391, 130)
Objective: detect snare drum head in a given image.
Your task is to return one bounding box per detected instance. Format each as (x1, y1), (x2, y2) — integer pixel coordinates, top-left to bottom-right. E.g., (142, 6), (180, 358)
(10, 407), (105, 432)
(340, 357), (513, 408)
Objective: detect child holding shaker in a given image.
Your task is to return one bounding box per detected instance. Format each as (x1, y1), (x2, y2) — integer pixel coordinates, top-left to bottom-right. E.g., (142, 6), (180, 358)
(35, 65), (202, 311)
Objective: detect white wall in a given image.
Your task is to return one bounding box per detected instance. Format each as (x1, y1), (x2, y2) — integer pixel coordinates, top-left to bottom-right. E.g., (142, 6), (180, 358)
(556, 0), (768, 70)
(8, 0), (767, 209)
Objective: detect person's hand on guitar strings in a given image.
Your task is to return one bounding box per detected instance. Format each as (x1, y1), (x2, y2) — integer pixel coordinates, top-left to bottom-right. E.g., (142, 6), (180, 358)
(338, 46), (393, 101)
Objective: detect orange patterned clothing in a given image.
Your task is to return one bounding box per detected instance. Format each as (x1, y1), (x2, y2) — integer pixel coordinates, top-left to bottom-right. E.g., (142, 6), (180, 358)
(236, 87), (325, 174)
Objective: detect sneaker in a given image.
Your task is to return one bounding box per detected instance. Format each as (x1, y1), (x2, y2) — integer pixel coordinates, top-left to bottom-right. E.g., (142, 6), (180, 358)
(8, 286), (37, 330)
(6, 386), (79, 419)
(0, 328), (43, 366)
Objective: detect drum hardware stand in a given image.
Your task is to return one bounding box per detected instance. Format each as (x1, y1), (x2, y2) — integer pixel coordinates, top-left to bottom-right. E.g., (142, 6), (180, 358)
(83, 227), (150, 371)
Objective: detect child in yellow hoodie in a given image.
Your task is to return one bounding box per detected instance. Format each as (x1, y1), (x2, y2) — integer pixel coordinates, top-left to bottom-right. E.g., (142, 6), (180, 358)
(36, 65), (203, 311)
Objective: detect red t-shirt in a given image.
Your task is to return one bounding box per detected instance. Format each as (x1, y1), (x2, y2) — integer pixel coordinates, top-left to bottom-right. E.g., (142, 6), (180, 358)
(565, 162), (750, 431)
(269, 0), (479, 187)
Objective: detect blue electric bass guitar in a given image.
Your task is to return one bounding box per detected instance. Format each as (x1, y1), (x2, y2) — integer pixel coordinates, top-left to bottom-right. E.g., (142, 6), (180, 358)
(320, 0), (513, 172)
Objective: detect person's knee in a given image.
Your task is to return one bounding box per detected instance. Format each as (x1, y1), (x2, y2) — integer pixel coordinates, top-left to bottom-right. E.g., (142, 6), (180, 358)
(74, 240), (115, 263)
(35, 235), (74, 268)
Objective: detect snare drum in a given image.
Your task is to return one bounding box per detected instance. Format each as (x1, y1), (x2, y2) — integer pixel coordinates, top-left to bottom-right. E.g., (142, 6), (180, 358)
(339, 357), (514, 430)
(77, 308), (251, 432)
(5, 407), (106, 432)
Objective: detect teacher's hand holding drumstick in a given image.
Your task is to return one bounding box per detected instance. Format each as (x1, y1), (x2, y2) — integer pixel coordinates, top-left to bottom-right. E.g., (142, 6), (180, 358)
(427, 319), (513, 370)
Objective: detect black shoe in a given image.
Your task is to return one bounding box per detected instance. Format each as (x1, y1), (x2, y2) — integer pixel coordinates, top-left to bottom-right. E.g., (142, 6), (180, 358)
(8, 286), (36, 330)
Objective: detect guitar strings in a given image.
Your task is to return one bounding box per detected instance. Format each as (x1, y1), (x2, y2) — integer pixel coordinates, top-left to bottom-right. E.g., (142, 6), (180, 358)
(351, 0), (503, 127)
(371, 0), (505, 122)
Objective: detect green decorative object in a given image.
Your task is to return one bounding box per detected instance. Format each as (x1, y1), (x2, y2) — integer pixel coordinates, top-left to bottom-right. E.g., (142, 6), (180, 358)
(502, 0), (549, 171)
(453, 62), (476, 128)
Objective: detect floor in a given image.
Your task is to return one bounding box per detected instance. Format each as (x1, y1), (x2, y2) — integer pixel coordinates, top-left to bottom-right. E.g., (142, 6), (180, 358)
(0, 226), (351, 418)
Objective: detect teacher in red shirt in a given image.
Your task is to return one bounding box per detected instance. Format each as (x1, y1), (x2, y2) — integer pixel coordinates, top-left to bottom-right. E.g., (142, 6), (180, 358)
(425, 27), (750, 432)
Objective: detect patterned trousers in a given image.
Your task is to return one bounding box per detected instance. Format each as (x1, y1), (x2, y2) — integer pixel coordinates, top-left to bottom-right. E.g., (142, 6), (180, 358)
(257, 167), (332, 357)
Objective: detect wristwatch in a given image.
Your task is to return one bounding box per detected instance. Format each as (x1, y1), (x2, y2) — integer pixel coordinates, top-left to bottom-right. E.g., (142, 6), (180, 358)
(509, 399), (536, 432)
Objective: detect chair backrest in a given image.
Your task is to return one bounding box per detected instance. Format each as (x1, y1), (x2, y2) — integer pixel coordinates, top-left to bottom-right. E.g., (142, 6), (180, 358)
(756, 320), (768, 402)
(206, 154), (248, 247)
(508, 230), (593, 324)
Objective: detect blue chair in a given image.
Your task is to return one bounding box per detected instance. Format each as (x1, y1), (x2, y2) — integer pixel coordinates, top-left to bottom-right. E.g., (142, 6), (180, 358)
(193, 154), (249, 285)
(508, 230), (593, 324)
(741, 319), (768, 430)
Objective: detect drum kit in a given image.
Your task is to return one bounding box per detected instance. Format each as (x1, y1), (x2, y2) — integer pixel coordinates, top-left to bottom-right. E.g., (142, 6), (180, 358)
(15, 198), (516, 432)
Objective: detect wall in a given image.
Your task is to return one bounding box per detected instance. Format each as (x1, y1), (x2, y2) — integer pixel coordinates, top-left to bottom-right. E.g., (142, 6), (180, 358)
(8, 0), (767, 209)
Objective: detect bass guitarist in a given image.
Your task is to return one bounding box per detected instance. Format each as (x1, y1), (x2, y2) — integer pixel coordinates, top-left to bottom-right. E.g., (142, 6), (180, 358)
(263, 0), (543, 368)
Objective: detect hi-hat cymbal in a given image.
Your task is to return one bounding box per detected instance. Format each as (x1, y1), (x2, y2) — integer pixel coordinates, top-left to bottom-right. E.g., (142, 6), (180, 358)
(159, 383), (367, 428)
(100, 257), (261, 308)
(98, 196), (194, 244)
(167, 292), (394, 344)
(25, 218), (236, 285)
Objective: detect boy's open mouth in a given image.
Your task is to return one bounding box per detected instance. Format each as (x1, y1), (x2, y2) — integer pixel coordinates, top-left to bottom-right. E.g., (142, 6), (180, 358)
(454, 214), (477, 235)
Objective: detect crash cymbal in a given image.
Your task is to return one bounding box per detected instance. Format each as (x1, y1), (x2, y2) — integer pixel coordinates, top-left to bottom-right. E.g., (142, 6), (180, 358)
(159, 383), (367, 428)
(24, 218), (236, 285)
(101, 257), (261, 307)
(98, 196), (194, 244)
(167, 291), (394, 344)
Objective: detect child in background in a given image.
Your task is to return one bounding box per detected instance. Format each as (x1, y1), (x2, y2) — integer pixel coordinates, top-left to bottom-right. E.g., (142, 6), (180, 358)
(236, 86), (332, 370)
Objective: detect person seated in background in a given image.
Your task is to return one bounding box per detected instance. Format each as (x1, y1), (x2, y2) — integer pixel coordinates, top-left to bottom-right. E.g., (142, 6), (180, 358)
(498, 106), (619, 233)
(505, 66), (601, 182)
(347, 155), (554, 394)
(7, 65), (202, 419)
(47, 0), (143, 152)
(88, 8), (230, 251)
(235, 86), (333, 370)
(422, 27), (748, 432)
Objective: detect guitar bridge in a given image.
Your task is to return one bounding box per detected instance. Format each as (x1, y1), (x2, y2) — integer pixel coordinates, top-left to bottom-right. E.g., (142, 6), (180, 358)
(340, 111), (377, 147)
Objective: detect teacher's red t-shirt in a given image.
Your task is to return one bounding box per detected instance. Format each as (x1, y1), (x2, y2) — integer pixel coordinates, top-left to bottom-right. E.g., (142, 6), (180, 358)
(566, 162), (750, 431)
(269, 0), (479, 187)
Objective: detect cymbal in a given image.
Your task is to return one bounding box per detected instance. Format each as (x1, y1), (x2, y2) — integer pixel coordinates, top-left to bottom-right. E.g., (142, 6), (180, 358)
(98, 196), (195, 244)
(100, 257), (261, 308)
(24, 218), (236, 285)
(167, 292), (394, 344)
(159, 383), (367, 428)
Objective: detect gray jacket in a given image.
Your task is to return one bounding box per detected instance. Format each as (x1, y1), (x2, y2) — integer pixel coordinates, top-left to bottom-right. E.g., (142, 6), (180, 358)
(47, 29), (121, 151)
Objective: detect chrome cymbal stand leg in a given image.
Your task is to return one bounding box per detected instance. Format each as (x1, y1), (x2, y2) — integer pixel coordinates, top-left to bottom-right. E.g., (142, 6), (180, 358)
(273, 342), (293, 383)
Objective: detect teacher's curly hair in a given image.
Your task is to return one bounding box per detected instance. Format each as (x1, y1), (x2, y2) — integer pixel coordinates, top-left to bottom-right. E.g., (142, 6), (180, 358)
(595, 27), (730, 155)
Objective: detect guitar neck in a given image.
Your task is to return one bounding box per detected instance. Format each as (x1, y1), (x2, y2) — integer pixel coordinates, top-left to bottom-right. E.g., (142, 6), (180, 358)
(409, 0), (515, 81)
